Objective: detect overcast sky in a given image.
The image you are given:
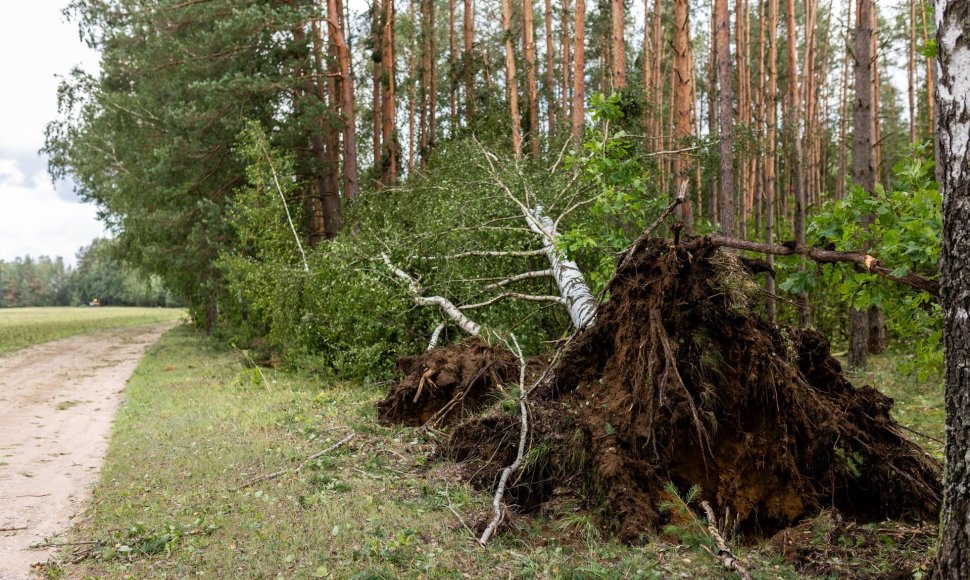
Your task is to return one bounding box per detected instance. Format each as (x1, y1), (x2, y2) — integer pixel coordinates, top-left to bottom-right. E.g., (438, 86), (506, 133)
(0, 2), (101, 264)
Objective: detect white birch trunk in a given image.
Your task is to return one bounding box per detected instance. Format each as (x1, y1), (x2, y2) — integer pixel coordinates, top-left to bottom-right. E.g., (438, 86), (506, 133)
(527, 205), (597, 329)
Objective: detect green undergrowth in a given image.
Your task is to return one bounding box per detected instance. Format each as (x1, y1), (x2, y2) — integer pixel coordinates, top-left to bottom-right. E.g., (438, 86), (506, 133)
(0, 306), (185, 354)
(47, 328), (939, 578)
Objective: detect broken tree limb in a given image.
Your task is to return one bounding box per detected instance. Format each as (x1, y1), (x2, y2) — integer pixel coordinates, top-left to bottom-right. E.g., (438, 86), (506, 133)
(382, 253), (482, 335)
(479, 334), (529, 547)
(482, 269), (554, 291)
(427, 323), (446, 350)
(700, 500), (751, 580)
(461, 292), (567, 310)
(681, 235), (940, 299)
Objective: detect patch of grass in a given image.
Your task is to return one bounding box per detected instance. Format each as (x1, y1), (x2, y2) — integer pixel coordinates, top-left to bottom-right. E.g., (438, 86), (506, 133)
(58, 327), (776, 578)
(0, 307), (185, 354)
(55, 400), (81, 411)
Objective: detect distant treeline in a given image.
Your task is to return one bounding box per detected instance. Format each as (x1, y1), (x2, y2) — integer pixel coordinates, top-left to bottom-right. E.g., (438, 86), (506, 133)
(0, 239), (180, 308)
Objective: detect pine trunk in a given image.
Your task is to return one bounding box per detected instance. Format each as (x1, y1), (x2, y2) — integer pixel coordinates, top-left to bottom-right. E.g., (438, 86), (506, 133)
(501, 0), (523, 158)
(848, 0), (875, 369)
(328, 0), (359, 199)
(544, 0), (555, 134)
(764, 0), (779, 322)
(715, 0), (735, 236)
(673, 0), (694, 226)
(464, 0), (474, 120)
(524, 0), (540, 157)
(372, 1), (383, 183)
(571, 0), (585, 143)
(610, 0), (625, 90)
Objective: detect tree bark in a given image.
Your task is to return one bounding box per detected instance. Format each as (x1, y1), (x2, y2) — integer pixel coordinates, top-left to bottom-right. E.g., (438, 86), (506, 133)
(328, 0), (360, 200)
(610, 0), (625, 90)
(571, 0), (585, 144)
(849, 0), (875, 369)
(501, 0), (523, 159)
(544, 0), (555, 134)
(449, 0), (457, 131)
(464, 0), (474, 119)
(836, 0), (852, 200)
(715, 0), (735, 237)
(381, 0), (398, 185)
(523, 0), (540, 157)
(931, 0), (970, 574)
(785, 0), (809, 327)
(372, 0), (383, 183)
(673, 0), (694, 227)
(764, 0), (779, 322)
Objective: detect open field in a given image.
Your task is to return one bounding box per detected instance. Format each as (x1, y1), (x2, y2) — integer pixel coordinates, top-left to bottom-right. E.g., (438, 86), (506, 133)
(40, 327), (941, 579)
(0, 307), (185, 355)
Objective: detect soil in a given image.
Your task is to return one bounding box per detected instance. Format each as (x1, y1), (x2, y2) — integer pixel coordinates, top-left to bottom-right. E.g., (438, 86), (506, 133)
(379, 239), (942, 543)
(0, 323), (175, 579)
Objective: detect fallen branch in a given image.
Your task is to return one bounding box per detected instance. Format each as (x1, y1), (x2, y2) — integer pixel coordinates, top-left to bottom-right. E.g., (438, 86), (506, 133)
(479, 334), (529, 547)
(482, 269), (554, 291)
(0, 526), (27, 532)
(700, 500), (751, 580)
(237, 433), (355, 490)
(617, 187), (687, 273)
(427, 323), (446, 350)
(682, 235), (940, 299)
(461, 292), (567, 310)
(420, 248), (549, 259)
(383, 253), (482, 335)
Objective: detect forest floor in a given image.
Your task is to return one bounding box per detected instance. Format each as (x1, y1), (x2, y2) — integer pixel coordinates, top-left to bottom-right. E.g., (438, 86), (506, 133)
(0, 322), (177, 579)
(43, 327), (943, 579)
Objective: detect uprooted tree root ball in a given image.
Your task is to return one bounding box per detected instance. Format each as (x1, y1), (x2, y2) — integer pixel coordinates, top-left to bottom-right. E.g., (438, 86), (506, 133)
(378, 238), (941, 541)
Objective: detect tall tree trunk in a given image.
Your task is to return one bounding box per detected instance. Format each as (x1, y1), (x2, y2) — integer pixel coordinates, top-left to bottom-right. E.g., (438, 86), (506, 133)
(848, 0), (876, 369)
(871, 4), (882, 183)
(765, 0), (779, 322)
(707, 4), (719, 224)
(786, 0), (809, 327)
(501, 0), (523, 158)
(328, 0), (360, 200)
(908, 0), (917, 143)
(381, 0), (398, 185)
(836, 0), (852, 199)
(715, 0), (735, 236)
(931, 0), (970, 574)
(544, 0), (555, 134)
(651, 0), (663, 149)
(919, 0), (934, 137)
(420, 0), (429, 168)
(428, 0), (437, 154)
(409, 0), (418, 173)
(372, 0), (383, 184)
(610, 0), (625, 90)
(464, 0), (474, 119)
(524, 0), (540, 157)
(643, 0), (654, 141)
(571, 0), (585, 143)
(561, 0), (571, 121)
(449, 0), (457, 132)
(673, 0), (694, 226)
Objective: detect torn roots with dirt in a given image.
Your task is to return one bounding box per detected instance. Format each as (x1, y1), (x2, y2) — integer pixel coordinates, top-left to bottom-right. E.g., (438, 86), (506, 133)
(378, 239), (941, 541)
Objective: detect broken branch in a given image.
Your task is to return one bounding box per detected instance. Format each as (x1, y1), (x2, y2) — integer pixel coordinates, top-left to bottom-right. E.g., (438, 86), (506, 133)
(482, 269), (554, 291)
(700, 500), (751, 580)
(383, 253), (482, 335)
(479, 334), (529, 547)
(461, 292), (567, 310)
(237, 433), (355, 490)
(682, 235), (940, 299)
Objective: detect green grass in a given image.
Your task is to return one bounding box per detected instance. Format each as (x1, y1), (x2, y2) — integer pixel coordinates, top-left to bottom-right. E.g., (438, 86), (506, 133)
(46, 330), (941, 578)
(54, 328), (751, 579)
(0, 307), (185, 354)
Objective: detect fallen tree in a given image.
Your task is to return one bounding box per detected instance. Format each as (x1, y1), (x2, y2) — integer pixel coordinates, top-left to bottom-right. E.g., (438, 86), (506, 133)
(380, 236), (942, 542)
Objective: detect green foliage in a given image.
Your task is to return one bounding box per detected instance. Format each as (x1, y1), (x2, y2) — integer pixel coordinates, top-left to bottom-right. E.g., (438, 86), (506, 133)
(789, 146), (942, 379)
(559, 93), (669, 293)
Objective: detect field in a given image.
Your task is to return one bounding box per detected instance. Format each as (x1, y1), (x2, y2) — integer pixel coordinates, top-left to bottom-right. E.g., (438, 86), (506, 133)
(43, 327), (942, 579)
(0, 307), (185, 354)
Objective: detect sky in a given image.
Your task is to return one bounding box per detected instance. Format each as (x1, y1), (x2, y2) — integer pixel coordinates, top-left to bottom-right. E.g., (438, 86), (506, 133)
(0, 2), (102, 265)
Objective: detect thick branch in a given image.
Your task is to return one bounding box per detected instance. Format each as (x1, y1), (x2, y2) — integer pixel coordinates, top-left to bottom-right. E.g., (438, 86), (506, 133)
(683, 235), (940, 299)
(382, 253), (482, 335)
(700, 501), (751, 580)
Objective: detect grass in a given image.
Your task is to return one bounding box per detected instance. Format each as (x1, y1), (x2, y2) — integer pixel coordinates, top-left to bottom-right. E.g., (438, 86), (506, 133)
(0, 306), (185, 354)
(52, 328), (743, 579)
(44, 330), (941, 578)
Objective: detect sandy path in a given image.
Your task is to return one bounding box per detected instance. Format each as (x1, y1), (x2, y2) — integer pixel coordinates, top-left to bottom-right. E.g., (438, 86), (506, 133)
(0, 323), (176, 578)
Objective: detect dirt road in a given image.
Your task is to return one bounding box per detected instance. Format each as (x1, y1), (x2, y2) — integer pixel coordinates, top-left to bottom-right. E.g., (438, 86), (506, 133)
(0, 323), (176, 578)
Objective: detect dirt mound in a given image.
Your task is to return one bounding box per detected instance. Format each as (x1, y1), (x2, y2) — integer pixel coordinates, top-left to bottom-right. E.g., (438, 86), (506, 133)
(380, 239), (942, 541)
(377, 340), (524, 427)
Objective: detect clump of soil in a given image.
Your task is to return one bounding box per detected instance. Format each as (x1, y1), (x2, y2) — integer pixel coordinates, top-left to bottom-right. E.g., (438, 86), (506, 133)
(379, 238), (942, 541)
(377, 340), (522, 427)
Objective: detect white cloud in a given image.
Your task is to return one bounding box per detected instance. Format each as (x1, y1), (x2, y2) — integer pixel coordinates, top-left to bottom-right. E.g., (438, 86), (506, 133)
(0, 158), (105, 263)
(0, 1), (101, 263)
